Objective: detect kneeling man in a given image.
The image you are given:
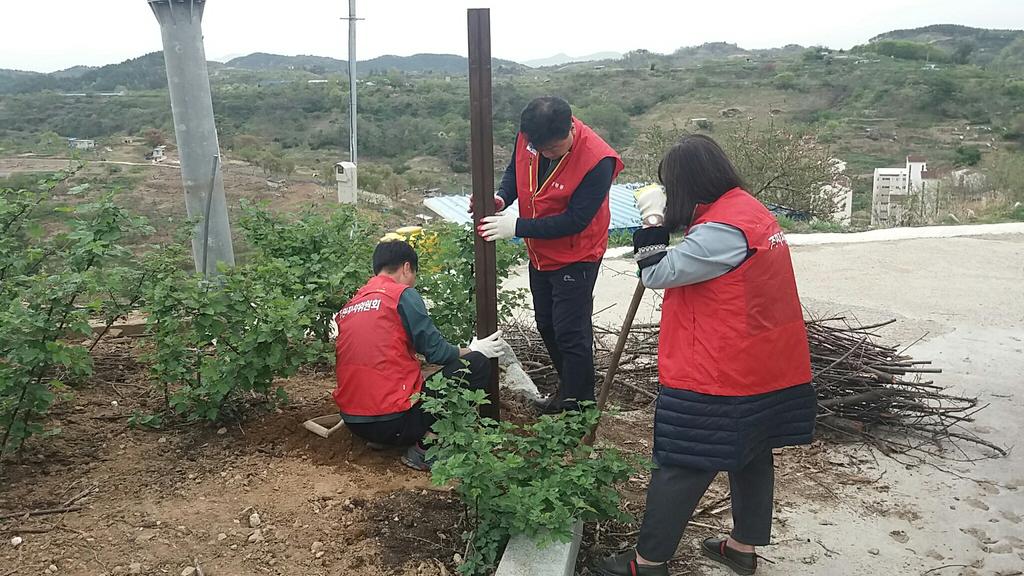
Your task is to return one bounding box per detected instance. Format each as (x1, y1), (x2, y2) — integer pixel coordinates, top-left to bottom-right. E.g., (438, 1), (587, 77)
(334, 240), (504, 471)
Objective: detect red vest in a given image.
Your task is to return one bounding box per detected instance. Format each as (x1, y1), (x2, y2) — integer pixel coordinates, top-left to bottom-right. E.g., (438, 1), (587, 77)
(659, 188), (812, 396)
(514, 118), (624, 270)
(333, 275), (424, 416)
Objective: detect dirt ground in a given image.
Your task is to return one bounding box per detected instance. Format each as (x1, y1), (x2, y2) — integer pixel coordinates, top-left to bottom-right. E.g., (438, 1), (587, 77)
(3, 216), (1022, 575)
(0, 341), (467, 576)
(542, 231), (1024, 576)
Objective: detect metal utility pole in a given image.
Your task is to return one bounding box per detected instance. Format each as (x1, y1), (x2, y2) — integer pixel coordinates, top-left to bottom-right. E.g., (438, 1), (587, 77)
(344, 0), (359, 164)
(149, 0), (234, 275)
(468, 8), (500, 420)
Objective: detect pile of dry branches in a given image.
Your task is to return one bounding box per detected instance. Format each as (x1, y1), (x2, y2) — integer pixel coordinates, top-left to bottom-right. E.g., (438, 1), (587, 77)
(502, 316), (1005, 460)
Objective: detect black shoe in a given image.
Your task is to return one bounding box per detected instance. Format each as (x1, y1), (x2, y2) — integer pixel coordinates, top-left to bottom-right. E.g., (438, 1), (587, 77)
(700, 538), (757, 575)
(533, 396), (583, 415)
(532, 395), (561, 415)
(594, 550), (668, 576)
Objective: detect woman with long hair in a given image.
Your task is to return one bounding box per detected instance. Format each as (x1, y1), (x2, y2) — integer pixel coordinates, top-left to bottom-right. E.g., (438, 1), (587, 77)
(596, 135), (816, 576)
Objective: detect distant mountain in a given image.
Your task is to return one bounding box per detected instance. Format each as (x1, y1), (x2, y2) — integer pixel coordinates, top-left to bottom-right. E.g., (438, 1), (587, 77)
(869, 24), (1024, 66)
(226, 53), (345, 73)
(0, 52), (168, 94)
(523, 52), (623, 68)
(52, 65), (96, 79)
(225, 52), (525, 76)
(0, 51), (525, 95)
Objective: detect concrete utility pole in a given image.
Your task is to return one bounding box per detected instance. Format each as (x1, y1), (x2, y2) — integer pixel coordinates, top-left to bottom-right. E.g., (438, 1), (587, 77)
(345, 0), (358, 164)
(149, 0), (235, 276)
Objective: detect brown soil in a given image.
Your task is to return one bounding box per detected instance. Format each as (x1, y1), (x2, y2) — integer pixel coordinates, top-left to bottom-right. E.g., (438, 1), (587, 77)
(0, 339), (452, 576)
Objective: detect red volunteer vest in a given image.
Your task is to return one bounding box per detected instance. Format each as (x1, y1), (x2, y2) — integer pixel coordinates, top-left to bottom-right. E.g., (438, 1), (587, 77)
(514, 117), (624, 270)
(659, 188), (812, 396)
(333, 275), (424, 416)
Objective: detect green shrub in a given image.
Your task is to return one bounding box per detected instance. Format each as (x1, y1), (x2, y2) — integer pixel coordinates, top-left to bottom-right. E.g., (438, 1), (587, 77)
(1, 175), (150, 457)
(142, 245), (320, 423)
(421, 374), (636, 575)
(238, 201), (378, 345)
(409, 223), (526, 345)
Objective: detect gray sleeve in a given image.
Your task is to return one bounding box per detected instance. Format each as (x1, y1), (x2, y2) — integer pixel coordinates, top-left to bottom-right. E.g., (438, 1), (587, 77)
(640, 222), (749, 290)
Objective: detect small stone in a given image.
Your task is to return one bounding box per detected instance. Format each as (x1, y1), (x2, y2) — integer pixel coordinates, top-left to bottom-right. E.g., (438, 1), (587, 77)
(230, 544), (238, 550)
(315, 551), (325, 559)
(181, 567), (197, 576)
(453, 553), (462, 564)
(10, 536), (22, 548)
(158, 437), (167, 444)
(248, 512), (262, 528)
(47, 565), (58, 574)
(217, 533), (228, 541)
(310, 541), (324, 553)
(217, 427), (227, 435)
(111, 401), (119, 407)
(889, 530), (909, 544)
(868, 548), (879, 555)
(128, 563), (143, 574)
(248, 529), (263, 543)
(988, 541), (1013, 554)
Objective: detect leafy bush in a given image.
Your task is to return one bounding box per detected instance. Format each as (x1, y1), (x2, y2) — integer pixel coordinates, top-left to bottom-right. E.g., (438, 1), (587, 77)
(870, 40), (951, 63)
(238, 202), (378, 345)
(142, 243), (319, 422)
(1, 175), (150, 457)
(421, 374), (636, 575)
(954, 146), (982, 167)
(407, 223), (526, 345)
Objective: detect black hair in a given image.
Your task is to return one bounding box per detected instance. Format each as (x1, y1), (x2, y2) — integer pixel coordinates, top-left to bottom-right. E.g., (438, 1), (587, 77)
(372, 240), (419, 275)
(659, 134), (747, 231)
(519, 96), (572, 149)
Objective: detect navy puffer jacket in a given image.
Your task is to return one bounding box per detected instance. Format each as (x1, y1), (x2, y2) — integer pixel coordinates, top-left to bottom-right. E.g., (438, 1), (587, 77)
(653, 383), (817, 471)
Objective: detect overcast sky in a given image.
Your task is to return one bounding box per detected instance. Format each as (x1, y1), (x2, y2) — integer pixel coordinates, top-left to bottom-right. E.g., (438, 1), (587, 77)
(1, 0), (1021, 72)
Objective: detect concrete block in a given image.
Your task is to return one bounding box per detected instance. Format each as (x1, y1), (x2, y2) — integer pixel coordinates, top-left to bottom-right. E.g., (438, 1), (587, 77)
(495, 521), (583, 576)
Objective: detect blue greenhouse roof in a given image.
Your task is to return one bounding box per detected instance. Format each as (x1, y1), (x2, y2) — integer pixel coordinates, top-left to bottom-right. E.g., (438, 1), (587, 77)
(423, 184), (642, 232)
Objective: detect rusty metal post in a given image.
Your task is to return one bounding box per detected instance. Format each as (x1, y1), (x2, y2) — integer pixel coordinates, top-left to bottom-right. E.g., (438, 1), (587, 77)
(468, 8), (500, 420)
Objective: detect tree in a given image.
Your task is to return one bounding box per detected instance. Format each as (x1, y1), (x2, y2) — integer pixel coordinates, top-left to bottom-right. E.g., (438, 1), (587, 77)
(258, 151), (284, 177)
(36, 131), (64, 153)
(772, 72), (798, 90)
(143, 128), (166, 148)
(954, 146), (982, 167)
(577, 103), (631, 147)
(382, 173), (407, 201)
(723, 119), (840, 219)
(953, 42), (976, 65)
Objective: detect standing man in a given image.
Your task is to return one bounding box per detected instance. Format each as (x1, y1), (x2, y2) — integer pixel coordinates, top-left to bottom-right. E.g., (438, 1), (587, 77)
(334, 240), (506, 471)
(478, 96), (623, 413)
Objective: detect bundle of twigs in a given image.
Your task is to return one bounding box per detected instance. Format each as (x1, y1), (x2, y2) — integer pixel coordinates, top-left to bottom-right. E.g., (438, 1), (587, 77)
(501, 316), (1005, 460)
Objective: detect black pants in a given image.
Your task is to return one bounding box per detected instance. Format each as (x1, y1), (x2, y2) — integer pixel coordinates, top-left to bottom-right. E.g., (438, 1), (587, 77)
(528, 260), (600, 405)
(344, 352), (491, 446)
(636, 450), (775, 562)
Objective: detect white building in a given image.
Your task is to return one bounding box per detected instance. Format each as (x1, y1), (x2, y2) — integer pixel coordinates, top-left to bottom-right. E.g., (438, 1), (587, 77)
(871, 156), (931, 227)
(824, 159), (854, 225)
(67, 138), (96, 150)
(150, 146), (166, 162)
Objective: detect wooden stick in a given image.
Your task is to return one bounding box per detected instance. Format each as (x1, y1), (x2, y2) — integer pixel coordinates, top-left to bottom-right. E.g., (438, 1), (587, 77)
(587, 278), (646, 445)
(0, 506), (83, 521)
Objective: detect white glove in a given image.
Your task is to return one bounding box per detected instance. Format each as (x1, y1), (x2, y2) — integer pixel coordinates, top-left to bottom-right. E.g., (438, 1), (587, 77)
(469, 330), (506, 359)
(467, 195), (505, 217)
(478, 211), (518, 241)
(634, 184), (667, 227)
